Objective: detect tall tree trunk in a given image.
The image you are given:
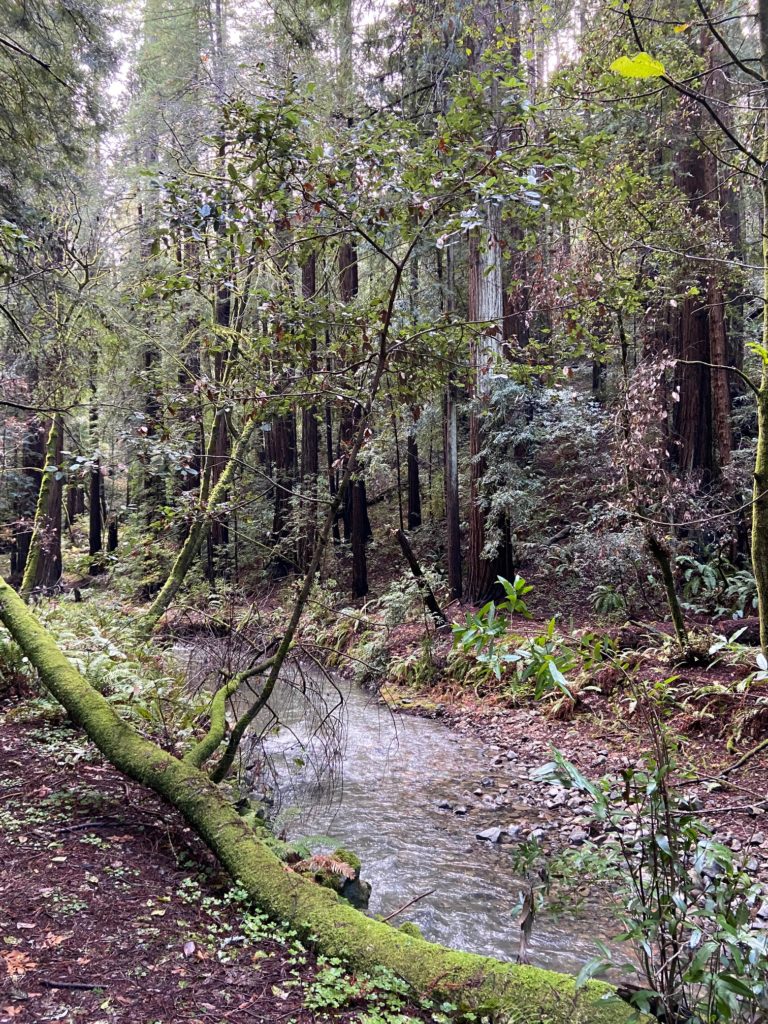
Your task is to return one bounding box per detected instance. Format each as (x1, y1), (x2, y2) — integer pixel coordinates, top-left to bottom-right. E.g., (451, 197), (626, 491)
(88, 399), (103, 569)
(708, 277), (732, 470)
(674, 297), (713, 478)
(269, 411), (297, 578)
(752, 0), (768, 653)
(299, 255), (319, 570)
(438, 246), (462, 599)
(338, 237), (369, 597)
(20, 415), (63, 599)
(406, 409), (422, 530)
(142, 345), (165, 525)
(466, 208), (514, 602)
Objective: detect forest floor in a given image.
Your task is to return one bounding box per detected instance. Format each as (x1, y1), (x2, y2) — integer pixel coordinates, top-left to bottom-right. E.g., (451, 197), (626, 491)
(0, 716), (427, 1024)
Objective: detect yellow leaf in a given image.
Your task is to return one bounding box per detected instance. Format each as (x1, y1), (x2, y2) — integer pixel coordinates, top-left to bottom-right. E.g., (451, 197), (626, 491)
(610, 52), (666, 78)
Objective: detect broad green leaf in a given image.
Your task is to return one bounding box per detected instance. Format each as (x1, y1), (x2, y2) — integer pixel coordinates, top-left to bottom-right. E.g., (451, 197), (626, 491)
(610, 53), (666, 79)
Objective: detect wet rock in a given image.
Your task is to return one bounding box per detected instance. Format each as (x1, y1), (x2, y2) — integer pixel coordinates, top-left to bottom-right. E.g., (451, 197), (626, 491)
(476, 826), (503, 843)
(342, 875), (372, 910)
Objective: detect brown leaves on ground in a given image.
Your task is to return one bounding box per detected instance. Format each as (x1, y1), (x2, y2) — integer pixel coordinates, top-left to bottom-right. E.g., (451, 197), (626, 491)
(0, 722), (348, 1024)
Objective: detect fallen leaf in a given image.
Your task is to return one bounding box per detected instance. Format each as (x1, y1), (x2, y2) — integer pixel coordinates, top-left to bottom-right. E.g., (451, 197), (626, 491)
(2, 950), (36, 978)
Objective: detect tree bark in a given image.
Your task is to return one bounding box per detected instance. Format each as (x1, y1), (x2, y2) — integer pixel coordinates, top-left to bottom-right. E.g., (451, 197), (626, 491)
(438, 246), (462, 599)
(299, 255), (319, 570)
(749, 0), (768, 651)
(20, 414), (63, 599)
(406, 412), (422, 530)
(466, 210), (514, 602)
(88, 401), (103, 569)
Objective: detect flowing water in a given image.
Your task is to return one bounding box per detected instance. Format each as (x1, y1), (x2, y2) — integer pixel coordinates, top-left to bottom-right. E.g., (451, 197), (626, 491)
(236, 664), (615, 977)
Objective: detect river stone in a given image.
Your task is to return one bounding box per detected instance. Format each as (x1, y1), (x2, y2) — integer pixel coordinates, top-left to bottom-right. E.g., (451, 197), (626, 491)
(476, 826), (503, 843)
(341, 876), (372, 910)
(502, 825), (522, 843)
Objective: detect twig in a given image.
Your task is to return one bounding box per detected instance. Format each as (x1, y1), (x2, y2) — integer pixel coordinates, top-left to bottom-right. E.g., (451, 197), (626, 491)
(40, 979), (106, 991)
(380, 889), (435, 922)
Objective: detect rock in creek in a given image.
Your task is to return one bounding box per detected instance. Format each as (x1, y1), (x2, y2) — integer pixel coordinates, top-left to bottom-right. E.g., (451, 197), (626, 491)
(476, 825), (521, 844)
(476, 826), (503, 843)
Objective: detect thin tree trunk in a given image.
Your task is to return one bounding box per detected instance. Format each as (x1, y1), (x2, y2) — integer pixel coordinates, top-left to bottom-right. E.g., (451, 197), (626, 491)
(269, 411), (297, 578)
(708, 279), (733, 471)
(144, 416), (259, 630)
(88, 400), (103, 570)
(338, 236), (369, 596)
(20, 414), (63, 599)
(394, 528), (445, 624)
(407, 411), (422, 530)
(299, 255), (319, 570)
(646, 531), (689, 654)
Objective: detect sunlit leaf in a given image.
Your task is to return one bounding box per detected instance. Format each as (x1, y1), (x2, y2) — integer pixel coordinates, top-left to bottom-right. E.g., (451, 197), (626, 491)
(610, 53), (666, 79)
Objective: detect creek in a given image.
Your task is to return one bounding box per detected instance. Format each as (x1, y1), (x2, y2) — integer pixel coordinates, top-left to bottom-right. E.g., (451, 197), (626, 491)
(237, 664), (616, 977)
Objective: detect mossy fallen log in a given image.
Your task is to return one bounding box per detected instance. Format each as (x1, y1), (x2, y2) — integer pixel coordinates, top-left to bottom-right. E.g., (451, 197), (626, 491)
(0, 576), (645, 1024)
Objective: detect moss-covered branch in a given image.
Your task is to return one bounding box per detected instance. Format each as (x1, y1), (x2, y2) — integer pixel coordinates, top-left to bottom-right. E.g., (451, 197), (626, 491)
(144, 415), (258, 631)
(184, 655), (276, 769)
(0, 575), (643, 1024)
(20, 414), (62, 600)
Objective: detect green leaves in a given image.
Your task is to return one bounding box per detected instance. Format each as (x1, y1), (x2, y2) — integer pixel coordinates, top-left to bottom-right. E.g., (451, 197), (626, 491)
(610, 53), (666, 79)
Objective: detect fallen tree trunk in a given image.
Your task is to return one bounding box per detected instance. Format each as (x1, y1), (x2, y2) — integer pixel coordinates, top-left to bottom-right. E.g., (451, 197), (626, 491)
(0, 576), (640, 1024)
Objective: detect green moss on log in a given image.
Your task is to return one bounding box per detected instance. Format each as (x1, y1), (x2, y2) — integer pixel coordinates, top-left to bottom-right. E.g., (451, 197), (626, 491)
(0, 575), (645, 1024)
